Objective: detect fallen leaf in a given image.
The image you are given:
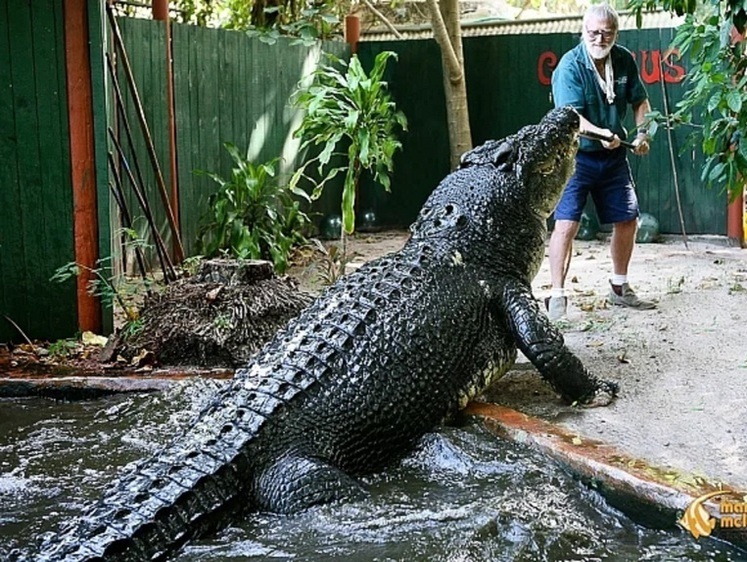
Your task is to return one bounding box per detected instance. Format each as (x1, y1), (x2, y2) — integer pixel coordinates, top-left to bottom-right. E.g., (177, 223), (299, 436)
(82, 331), (108, 347)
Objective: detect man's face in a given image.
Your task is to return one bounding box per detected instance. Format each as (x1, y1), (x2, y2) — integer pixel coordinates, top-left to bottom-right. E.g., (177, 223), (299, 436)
(583, 16), (617, 60)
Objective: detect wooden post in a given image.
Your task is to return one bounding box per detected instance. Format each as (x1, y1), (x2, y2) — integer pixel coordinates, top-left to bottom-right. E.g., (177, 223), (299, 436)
(64, 0), (102, 333)
(152, 0), (168, 20)
(727, 191), (744, 247)
(345, 14), (360, 54)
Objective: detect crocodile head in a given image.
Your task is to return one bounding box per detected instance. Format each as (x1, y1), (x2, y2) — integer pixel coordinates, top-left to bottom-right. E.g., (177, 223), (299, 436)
(460, 105), (580, 218)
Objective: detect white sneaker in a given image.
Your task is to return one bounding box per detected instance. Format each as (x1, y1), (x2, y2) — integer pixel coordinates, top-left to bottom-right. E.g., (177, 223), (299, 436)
(544, 296), (568, 321)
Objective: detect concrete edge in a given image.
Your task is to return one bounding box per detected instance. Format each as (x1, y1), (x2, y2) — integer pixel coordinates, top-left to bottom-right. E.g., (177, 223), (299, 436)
(465, 401), (747, 553)
(0, 371), (232, 399)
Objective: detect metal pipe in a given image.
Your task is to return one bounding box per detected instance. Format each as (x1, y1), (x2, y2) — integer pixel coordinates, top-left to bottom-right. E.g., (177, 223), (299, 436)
(579, 130), (636, 150)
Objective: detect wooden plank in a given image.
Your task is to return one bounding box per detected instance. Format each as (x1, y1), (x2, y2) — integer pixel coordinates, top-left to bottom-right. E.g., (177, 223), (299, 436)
(172, 22), (194, 255)
(7, 1), (42, 337)
(0, 0), (26, 343)
(217, 31), (232, 170)
(87, 0), (114, 333)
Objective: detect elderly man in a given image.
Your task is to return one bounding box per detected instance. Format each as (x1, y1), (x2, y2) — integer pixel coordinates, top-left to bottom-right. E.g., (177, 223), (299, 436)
(546, 2), (655, 321)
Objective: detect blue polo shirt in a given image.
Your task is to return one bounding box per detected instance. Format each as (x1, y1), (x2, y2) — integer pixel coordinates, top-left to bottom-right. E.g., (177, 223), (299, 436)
(552, 42), (647, 152)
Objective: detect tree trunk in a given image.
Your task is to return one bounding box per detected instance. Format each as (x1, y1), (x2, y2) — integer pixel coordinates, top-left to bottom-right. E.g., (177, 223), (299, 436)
(427, 0), (472, 169)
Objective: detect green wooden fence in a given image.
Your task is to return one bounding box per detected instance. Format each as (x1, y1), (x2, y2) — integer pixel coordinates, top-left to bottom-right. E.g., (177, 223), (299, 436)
(0, 0), (77, 344)
(115, 19), (349, 263)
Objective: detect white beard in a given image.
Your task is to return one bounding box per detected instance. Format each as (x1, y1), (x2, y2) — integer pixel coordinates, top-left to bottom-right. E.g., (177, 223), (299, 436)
(585, 41), (613, 60)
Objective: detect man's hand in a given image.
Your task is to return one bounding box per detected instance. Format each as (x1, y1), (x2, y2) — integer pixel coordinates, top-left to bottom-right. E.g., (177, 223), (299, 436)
(599, 129), (621, 150)
(632, 133), (650, 156)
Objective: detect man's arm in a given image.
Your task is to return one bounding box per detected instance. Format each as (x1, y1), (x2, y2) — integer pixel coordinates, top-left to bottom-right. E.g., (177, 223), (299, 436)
(578, 114), (621, 150)
(631, 98), (652, 155)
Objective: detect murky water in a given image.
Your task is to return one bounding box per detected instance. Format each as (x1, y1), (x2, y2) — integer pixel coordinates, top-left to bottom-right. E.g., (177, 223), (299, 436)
(0, 382), (743, 561)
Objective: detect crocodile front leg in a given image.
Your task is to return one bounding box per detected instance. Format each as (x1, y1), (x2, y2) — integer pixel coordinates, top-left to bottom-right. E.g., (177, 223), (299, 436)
(501, 279), (618, 406)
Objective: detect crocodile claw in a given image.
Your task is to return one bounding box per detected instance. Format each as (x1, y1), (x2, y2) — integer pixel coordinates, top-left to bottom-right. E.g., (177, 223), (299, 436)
(580, 380), (619, 408)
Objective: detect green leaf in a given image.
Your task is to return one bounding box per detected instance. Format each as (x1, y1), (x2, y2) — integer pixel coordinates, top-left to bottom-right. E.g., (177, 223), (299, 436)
(708, 161), (726, 183)
(359, 129), (370, 165)
(291, 47), (406, 239)
(341, 166), (356, 234)
(344, 109), (360, 130)
(726, 90), (743, 113)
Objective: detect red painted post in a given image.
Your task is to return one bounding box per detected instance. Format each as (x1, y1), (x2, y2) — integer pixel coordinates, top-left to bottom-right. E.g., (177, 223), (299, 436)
(727, 190), (744, 247)
(64, 0), (102, 333)
(152, 0), (168, 21)
(727, 27), (745, 247)
(345, 14), (360, 54)
(727, 193), (741, 239)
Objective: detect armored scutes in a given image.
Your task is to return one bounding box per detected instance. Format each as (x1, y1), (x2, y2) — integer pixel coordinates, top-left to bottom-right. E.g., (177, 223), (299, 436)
(33, 106), (617, 561)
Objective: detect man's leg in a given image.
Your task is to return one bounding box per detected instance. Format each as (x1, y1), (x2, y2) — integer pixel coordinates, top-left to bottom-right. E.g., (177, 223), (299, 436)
(550, 219), (580, 288)
(610, 218), (637, 278)
(607, 218), (656, 309)
(592, 152), (656, 311)
(547, 219), (580, 320)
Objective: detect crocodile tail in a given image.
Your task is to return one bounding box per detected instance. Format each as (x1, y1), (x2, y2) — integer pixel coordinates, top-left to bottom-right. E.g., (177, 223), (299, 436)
(36, 400), (263, 561)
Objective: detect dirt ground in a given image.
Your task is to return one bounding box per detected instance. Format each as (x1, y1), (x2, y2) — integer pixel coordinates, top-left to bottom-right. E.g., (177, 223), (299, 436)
(338, 230), (747, 492)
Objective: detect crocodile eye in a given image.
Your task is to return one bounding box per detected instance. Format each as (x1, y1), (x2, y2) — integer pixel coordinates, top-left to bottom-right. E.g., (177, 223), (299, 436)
(538, 161), (555, 175)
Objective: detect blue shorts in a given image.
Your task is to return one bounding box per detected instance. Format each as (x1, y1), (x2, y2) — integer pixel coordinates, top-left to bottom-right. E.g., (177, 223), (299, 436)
(553, 148), (640, 224)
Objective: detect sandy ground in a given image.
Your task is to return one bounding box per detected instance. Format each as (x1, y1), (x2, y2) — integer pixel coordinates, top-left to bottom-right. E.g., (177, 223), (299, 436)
(334, 230), (747, 492)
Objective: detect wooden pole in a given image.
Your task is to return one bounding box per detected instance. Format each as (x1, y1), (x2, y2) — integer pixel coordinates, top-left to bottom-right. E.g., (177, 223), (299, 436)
(345, 14), (360, 54)
(152, 0), (168, 20)
(64, 0), (102, 333)
(727, 191), (744, 247)
(106, 2), (185, 262)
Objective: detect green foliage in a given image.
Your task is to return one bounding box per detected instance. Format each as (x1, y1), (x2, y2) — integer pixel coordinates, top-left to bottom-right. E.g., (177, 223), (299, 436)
(169, 0), (350, 40)
(51, 257), (139, 325)
(629, 0), (747, 200)
(669, 10), (747, 199)
(291, 51), (408, 235)
(50, 230), (159, 332)
(196, 143), (312, 273)
(308, 239), (356, 285)
(243, 4), (341, 44)
(629, 0), (746, 32)
(48, 338), (79, 359)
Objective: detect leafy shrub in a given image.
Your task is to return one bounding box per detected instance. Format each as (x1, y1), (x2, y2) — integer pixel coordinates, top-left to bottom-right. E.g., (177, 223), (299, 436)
(196, 143), (312, 273)
(291, 51), (407, 236)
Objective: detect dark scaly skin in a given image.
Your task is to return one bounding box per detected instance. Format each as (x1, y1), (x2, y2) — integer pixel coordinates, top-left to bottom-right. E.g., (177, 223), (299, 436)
(30, 106), (616, 562)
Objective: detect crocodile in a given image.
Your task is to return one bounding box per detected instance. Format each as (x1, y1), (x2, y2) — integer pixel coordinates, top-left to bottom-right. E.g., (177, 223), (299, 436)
(32, 106), (617, 561)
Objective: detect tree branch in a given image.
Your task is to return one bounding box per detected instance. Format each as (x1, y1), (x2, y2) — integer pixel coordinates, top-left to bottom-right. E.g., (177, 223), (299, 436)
(360, 0), (404, 40)
(424, 0), (463, 83)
